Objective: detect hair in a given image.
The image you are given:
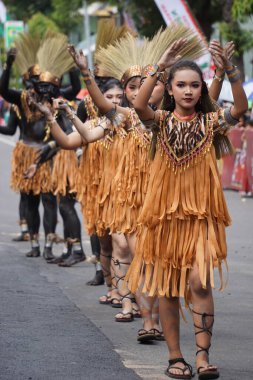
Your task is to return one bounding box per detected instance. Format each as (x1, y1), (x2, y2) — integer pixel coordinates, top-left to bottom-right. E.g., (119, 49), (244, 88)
(163, 60), (215, 114)
(99, 77), (122, 94)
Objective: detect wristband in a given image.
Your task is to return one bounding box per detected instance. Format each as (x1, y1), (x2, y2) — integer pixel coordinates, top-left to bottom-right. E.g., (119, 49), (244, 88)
(213, 69), (225, 82)
(143, 64), (161, 78)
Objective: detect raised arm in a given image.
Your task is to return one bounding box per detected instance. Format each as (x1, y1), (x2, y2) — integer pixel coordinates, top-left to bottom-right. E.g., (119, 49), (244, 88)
(60, 67), (81, 101)
(0, 49), (22, 106)
(0, 106), (19, 135)
(53, 99), (110, 143)
(227, 65), (248, 119)
(134, 39), (187, 122)
(208, 40), (235, 101)
(67, 45), (129, 118)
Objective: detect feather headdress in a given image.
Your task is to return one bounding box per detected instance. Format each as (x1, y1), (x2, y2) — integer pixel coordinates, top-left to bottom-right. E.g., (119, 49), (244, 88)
(14, 32), (41, 78)
(94, 18), (136, 74)
(96, 24), (207, 85)
(37, 32), (75, 86)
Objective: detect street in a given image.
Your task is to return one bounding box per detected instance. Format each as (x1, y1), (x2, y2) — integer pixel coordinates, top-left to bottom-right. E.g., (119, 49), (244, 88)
(0, 134), (253, 380)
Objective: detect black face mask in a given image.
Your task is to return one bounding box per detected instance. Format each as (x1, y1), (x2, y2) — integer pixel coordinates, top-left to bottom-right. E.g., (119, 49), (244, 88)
(35, 82), (60, 98)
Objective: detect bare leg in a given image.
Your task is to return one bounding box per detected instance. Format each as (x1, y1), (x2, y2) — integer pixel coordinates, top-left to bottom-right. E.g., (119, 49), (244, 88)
(159, 296), (191, 376)
(189, 260), (218, 377)
(112, 233), (133, 321)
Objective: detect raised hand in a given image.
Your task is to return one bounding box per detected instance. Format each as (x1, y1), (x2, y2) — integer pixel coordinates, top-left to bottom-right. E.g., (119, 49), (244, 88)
(6, 48), (17, 67)
(67, 44), (88, 72)
(209, 40), (235, 72)
(158, 38), (188, 70)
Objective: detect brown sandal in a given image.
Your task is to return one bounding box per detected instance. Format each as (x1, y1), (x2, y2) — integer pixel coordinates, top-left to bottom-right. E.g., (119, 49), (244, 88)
(115, 311), (134, 322)
(165, 358), (193, 379)
(193, 310), (219, 380)
(137, 329), (156, 343)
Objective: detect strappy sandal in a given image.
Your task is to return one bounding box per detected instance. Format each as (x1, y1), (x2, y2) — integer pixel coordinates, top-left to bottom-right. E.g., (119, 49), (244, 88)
(165, 358), (193, 379)
(110, 297), (122, 308)
(137, 328), (156, 343)
(193, 310), (220, 380)
(115, 311), (134, 322)
(131, 297), (142, 318)
(99, 291), (112, 305)
(152, 328), (165, 341)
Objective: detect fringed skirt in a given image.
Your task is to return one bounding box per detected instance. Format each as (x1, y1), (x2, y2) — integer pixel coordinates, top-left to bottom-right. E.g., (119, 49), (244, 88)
(95, 135), (126, 236)
(51, 149), (79, 196)
(110, 129), (151, 234)
(126, 147), (231, 302)
(11, 141), (52, 194)
(76, 142), (103, 235)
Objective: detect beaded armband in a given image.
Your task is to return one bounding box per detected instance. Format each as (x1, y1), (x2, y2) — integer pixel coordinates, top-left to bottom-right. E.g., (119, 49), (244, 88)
(224, 107), (239, 126)
(226, 65), (240, 83)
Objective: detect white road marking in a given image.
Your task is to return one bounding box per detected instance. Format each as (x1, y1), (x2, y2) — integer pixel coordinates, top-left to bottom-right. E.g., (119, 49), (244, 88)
(0, 136), (15, 147)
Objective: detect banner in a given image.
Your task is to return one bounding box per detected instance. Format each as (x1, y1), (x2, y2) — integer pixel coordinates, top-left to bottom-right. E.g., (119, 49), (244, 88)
(154, 0), (212, 79)
(4, 21), (24, 49)
(245, 129), (253, 193)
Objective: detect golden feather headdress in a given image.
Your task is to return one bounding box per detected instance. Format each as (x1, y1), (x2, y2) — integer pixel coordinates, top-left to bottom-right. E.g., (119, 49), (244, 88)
(14, 32), (41, 78)
(93, 18), (136, 74)
(37, 33), (75, 86)
(96, 24), (207, 86)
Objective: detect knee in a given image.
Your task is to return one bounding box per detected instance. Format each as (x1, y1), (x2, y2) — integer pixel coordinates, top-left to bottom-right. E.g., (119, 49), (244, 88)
(189, 273), (211, 298)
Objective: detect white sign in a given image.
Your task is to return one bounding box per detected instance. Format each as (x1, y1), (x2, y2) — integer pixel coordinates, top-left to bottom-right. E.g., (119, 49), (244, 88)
(154, 0), (212, 79)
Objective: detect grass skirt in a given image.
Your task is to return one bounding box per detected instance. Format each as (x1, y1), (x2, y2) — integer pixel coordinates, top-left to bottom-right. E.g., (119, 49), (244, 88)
(11, 141), (52, 194)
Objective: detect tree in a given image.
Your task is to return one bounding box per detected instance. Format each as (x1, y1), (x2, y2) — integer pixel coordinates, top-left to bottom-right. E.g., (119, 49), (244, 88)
(3, 0), (52, 21)
(28, 13), (59, 38)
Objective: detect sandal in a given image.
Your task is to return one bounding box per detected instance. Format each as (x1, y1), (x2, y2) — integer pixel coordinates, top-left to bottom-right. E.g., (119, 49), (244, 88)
(197, 365), (219, 379)
(193, 310), (219, 380)
(152, 328), (165, 341)
(99, 294), (112, 305)
(115, 311), (134, 322)
(110, 297), (122, 308)
(165, 358), (193, 379)
(132, 297), (142, 318)
(137, 328), (156, 343)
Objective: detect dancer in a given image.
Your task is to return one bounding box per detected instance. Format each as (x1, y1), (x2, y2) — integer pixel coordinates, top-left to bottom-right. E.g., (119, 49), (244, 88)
(126, 39), (247, 379)
(24, 33), (85, 264)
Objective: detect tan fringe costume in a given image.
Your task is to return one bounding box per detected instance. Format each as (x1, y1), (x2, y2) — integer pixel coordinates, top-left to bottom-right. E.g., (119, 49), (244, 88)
(109, 110), (151, 234)
(126, 110), (233, 302)
(76, 19), (134, 236)
(76, 95), (103, 235)
(96, 27), (206, 236)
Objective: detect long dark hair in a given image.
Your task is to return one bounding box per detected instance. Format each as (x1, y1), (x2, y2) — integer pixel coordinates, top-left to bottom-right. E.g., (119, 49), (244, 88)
(163, 60), (215, 113)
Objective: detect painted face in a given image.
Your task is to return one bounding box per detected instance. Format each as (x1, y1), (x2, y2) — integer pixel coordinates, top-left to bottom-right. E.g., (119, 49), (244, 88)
(169, 69), (202, 114)
(124, 76), (141, 106)
(103, 86), (123, 105)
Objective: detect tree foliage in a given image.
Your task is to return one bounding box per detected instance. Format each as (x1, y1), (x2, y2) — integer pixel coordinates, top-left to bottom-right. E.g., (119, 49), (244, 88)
(28, 13), (59, 38)
(3, 0), (53, 21)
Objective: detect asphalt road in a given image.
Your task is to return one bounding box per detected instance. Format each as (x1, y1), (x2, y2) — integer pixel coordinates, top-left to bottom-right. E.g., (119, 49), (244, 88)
(0, 134), (253, 380)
